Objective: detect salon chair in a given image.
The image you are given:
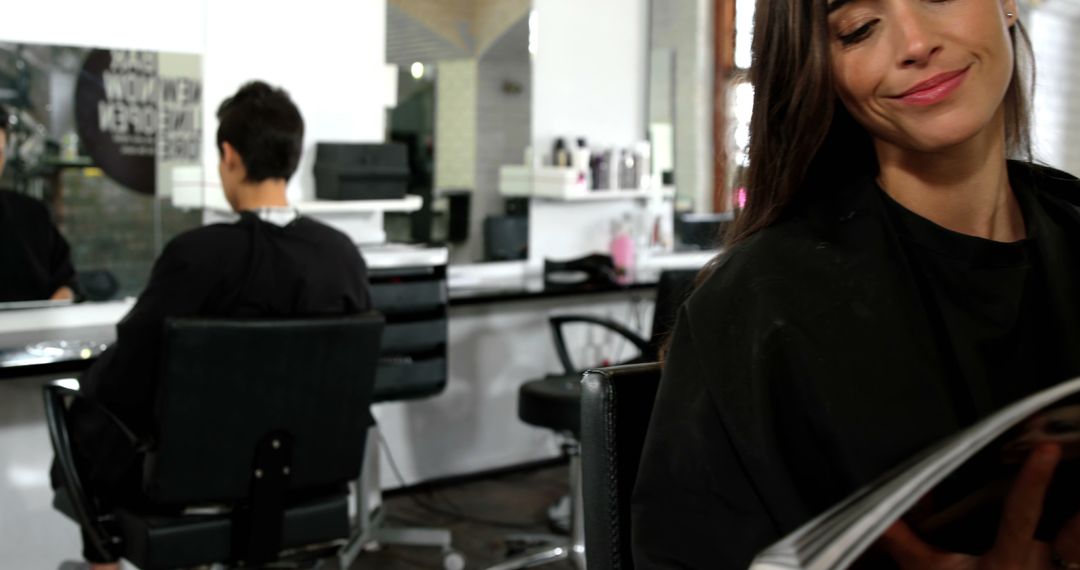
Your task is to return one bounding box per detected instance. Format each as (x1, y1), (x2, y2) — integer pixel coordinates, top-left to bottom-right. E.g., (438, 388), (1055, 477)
(580, 363), (663, 570)
(488, 270), (695, 570)
(338, 264), (465, 570)
(46, 314), (383, 569)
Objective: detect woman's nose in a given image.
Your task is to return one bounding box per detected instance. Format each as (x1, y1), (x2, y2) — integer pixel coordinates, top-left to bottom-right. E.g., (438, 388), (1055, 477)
(891, 1), (942, 67)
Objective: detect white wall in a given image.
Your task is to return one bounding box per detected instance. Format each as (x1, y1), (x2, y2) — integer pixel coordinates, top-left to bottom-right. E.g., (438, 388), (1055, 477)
(1029, 4), (1080, 176)
(202, 0), (388, 205)
(526, 0), (651, 265)
(531, 0), (649, 156)
(2, 1), (206, 54)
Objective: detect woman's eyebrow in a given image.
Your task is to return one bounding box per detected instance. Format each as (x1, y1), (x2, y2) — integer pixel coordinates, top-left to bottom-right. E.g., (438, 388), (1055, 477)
(827, 0), (855, 13)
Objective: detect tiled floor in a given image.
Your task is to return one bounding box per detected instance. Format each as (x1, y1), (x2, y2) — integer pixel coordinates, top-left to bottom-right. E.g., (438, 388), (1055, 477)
(346, 463), (575, 569)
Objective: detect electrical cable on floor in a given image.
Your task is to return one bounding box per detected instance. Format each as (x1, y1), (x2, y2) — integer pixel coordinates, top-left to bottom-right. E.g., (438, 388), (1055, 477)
(612, 293), (648, 364)
(375, 430), (559, 531)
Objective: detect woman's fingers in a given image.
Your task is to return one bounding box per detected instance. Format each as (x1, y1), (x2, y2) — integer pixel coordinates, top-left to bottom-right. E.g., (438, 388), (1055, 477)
(879, 520), (941, 567)
(1053, 509), (1080, 566)
(992, 443), (1062, 564)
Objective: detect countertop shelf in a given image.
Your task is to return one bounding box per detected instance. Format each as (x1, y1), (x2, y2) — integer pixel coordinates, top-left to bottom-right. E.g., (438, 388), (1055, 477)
(532, 188), (674, 202)
(296, 194), (423, 213)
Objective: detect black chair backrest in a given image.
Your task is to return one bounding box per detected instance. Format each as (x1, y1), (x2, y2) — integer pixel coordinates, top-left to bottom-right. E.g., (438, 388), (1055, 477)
(144, 314), (384, 505)
(646, 269), (698, 357)
(581, 362), (663, 570)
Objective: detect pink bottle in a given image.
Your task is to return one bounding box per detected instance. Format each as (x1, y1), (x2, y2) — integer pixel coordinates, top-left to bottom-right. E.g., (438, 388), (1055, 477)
(610, 220), (635, 284)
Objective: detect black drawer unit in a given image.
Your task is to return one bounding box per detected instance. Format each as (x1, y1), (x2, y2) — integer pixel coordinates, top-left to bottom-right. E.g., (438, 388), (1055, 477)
(374, 356), (447, 402)
(369, 281), (447, 315)
(381, 319), (448, 354)
(368, 264), (448, 403)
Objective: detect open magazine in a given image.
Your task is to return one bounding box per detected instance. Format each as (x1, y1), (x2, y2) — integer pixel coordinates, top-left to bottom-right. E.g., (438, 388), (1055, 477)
(750, 376), (1080, 570)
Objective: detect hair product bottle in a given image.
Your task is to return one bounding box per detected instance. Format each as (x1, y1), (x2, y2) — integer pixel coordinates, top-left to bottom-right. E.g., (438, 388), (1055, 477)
(553, 138), (570, 167)
(610, 216), (635, 284)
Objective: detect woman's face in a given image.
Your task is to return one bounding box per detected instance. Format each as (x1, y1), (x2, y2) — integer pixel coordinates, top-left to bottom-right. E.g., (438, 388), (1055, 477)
(827, 0), (1017, 153)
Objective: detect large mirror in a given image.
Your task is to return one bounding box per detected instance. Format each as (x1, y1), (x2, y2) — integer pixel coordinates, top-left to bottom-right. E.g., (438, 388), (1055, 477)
(384, 0), (533, 264)
(646, 0), (756, 250)
(647, 0), (709, 216)
(646, 0), (725, 251)
(0, 42), (203, 303)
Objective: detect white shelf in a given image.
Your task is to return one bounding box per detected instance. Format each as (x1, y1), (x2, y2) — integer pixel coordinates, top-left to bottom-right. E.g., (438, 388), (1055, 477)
(360, 243), (449, 269)
(296, 194), (423, 214)
(533, 188), (674, 202)
(499, 165), (673, 202)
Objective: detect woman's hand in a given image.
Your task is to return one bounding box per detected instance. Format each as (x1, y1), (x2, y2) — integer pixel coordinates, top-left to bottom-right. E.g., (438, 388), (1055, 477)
(878, 443), (1062, 570)
(1053, 509), (1080, 568)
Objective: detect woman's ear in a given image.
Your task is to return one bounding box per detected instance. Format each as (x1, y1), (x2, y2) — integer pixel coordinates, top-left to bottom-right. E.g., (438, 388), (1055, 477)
(1003, 0), (1019, 25)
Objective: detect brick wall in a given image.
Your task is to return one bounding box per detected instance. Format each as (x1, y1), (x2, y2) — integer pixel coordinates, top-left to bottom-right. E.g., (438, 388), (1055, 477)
(434, 59), (479, 192)
(57, 169), (201, 298)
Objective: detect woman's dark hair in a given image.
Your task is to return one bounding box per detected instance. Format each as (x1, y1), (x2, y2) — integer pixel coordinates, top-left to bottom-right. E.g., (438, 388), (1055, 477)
(725, 1), (1034, 246)
(660, 8), (1035, 361)
(0, 103), (9, 137)
(216, 81), (305, 182)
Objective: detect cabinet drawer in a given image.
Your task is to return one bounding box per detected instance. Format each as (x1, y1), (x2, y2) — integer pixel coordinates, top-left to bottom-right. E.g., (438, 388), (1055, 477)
(370, 281), (446, 315)
(374, 356), (446, 402)
(381, 319), (447, 353)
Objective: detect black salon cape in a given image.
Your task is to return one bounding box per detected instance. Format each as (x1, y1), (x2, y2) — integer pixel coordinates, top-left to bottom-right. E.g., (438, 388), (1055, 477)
(631, 162), (1080, 569)
(0, 190), (76, 302)
(65, 212), (372, 496)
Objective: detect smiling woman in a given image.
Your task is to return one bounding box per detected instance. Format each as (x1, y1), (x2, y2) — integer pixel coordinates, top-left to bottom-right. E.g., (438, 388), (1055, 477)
(631, 0), (1080, 566)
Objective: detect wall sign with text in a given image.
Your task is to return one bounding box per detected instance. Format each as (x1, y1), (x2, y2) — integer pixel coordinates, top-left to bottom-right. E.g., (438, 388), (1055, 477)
(75, 49), (202, 197)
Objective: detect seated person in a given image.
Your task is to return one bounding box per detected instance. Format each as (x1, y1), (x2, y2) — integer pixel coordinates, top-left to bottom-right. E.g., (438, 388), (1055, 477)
(0, 103), (76, 302)
(55, 81), (372, 569)
(631, 0), (1080, 568)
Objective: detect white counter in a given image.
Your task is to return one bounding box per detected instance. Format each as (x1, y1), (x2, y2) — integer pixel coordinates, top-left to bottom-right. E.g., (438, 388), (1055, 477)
(0, 299), (134, 349)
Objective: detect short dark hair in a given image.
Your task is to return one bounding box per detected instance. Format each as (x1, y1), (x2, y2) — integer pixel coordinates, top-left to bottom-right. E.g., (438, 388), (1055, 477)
(216, 81), (304, 182)
(0, 103), (9, 136)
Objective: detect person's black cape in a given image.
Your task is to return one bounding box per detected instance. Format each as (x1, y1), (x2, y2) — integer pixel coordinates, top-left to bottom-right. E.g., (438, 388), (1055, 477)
(65, 212), (372, 496)
(0, 190), (76, 302)
(631, 162), (1080, 569)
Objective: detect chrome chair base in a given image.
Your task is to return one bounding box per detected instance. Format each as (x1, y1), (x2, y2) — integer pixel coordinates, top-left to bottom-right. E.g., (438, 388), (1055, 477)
(339, 428), (465, 570)
(486, 445), (586, 570)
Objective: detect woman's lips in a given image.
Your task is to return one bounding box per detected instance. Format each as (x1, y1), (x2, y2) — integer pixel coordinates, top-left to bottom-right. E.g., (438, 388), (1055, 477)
(893, 67), (970, 106)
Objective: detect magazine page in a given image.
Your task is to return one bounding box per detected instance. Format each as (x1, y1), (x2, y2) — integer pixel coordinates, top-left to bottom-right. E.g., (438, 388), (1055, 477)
(751, 377), (1080, 570)
(850, 396), (1080, 569)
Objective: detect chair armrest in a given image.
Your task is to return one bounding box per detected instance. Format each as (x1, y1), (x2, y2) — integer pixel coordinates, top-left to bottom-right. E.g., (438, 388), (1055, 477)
(52, 385), (150, 451)
(42, 384), (142, 561)
(548, 315), (651, 375)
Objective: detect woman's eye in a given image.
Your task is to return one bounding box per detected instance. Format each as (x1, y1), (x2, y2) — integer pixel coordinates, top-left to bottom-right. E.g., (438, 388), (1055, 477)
(839, 21), (876, 45)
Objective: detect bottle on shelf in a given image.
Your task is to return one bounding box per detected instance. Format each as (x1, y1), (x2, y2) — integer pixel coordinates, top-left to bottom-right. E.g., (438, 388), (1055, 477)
(553, 138), (571, 167)
(572, 138), (591, 187)
(619, 149), (638, 190)
(590, 150), (611, 191)
(610, 215), (636, 284)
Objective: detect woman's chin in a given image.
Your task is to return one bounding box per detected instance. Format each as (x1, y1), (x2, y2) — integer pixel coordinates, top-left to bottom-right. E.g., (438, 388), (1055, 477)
(891, 125), (988, 155)
(885, 109), (1002, 154)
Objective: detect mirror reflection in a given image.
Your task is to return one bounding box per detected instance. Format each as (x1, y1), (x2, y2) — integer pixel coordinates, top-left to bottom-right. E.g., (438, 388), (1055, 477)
(384, 0), (533, 264)
(0, 43), (203, 303)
